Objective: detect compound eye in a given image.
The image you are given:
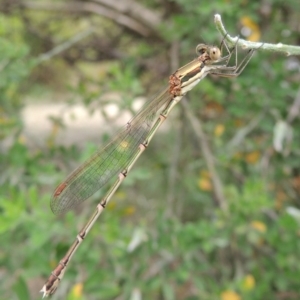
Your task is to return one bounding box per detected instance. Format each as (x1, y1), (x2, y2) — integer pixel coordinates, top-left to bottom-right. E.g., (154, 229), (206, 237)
(195, 44), (207, 55)
(209, 47), (221, 61)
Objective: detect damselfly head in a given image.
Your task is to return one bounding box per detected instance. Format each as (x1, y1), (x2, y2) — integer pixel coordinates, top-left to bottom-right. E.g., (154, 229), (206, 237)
(196, 44), (221, 62)
(208, 46), (221, 61)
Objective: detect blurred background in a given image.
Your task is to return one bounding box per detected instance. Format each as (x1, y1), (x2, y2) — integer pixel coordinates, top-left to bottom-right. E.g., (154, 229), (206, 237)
(1, 0), (300, 299)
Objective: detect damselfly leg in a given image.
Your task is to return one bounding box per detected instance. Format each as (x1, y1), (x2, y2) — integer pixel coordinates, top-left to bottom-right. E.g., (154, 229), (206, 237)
(41, 35), (261, 297)
(210, 37), (263, 77)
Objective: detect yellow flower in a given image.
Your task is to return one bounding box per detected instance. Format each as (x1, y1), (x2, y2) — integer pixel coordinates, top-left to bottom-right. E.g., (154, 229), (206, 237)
(71, 282), (83, 298)
(215, 124), (225, 137)
(251, 221), (267, 233)
(198, 171), (212, 191)
(123, 206), (136, 216)
(240, 16), (261, 41)
(242, 274), (255, 291)
(198, 177), (212, 191)
(245, 151), (260, 164)
(221, 290), (241, 300)
(107, 201), (117, 210)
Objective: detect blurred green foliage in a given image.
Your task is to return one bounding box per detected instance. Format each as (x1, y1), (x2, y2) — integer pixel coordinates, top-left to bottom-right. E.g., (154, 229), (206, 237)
(1, 1), (300, 300)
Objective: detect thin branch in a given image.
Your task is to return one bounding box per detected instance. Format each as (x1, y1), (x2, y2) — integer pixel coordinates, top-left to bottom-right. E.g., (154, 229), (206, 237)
(21, 1), (155, 37)
(226, 112), (265, 151)
(92, 0), (162, 30)
(214, 14), (300, 56)
(181, 100), (227, 211)
(36, 28), (94, 64)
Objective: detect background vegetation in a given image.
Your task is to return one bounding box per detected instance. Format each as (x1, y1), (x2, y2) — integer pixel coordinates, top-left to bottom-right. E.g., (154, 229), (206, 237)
(1, 0), (300, 299)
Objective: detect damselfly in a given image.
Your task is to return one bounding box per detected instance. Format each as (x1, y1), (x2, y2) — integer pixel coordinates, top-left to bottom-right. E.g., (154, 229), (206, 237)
(41, 38), (256, 297)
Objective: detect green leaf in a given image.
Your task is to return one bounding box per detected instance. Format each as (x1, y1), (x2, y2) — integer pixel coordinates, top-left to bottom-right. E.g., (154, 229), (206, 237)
(13, 276), (30, 300)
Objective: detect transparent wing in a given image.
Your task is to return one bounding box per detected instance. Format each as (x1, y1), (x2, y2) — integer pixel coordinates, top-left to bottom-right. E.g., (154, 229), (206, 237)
(51, 88), (172, 215)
